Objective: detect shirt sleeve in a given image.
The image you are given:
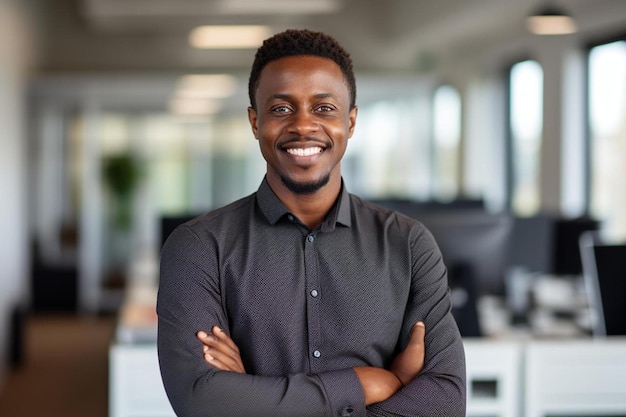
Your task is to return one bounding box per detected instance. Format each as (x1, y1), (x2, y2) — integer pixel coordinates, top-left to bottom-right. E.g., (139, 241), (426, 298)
(366, 225), (467, 416)
(157, 225), (366, 417)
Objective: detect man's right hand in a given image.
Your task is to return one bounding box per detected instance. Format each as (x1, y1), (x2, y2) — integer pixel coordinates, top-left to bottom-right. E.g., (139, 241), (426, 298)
(354, 321), (426, 405)
(390, 321), (426, 385)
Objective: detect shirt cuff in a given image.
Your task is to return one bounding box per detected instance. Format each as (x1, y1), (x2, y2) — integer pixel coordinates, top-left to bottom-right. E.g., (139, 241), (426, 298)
(317, 368), (366, 417)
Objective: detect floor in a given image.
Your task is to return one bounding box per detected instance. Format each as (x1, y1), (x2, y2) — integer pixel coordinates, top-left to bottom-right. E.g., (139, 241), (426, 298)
(0, 314), (116, 417)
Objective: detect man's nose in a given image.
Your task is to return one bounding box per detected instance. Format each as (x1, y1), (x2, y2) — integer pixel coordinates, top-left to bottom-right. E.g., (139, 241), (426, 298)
(287, 110), (318, 136)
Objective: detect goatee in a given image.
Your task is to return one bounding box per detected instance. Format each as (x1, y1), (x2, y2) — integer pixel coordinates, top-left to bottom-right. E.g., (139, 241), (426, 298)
(281, 173), (330, 195)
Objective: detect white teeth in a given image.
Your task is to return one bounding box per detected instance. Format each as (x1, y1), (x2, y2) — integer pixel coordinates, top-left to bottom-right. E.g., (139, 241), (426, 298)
(286, 147), (323, 156)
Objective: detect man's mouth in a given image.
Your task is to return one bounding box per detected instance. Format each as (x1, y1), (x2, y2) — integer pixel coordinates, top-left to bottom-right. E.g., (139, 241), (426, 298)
(285, 147), (324, 157)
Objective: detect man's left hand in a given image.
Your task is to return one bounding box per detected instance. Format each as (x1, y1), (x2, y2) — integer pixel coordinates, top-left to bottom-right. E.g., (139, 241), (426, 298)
(197, 326), (246, 373)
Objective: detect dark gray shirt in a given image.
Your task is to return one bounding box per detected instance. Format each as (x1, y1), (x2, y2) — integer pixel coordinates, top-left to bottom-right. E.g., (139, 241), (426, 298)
(157, 178), (466, 417)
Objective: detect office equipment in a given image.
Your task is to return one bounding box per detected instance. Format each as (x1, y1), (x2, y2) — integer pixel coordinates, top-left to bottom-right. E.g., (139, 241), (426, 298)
(580, 231), (626, 336)
(412, 211), (513, 297)
(553, 217), (599, 276)
(508, 215), (599, 276)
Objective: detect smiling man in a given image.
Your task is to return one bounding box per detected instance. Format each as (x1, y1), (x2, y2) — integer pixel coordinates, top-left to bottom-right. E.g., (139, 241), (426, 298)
(157, 29), (466, 417)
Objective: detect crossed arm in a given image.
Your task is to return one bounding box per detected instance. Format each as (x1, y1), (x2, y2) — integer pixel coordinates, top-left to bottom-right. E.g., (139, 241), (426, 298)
(197, 321), (426, 405)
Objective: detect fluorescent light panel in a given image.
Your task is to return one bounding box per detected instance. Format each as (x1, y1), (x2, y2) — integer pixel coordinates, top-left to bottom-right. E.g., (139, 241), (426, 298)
(189, 25), (271, 49)
(169, 73), (238, 116)
(526, 15), (577, 35)
(216, 0), (341, 15)
(177, 74), (237, 99)
(169, 98), (222, 116)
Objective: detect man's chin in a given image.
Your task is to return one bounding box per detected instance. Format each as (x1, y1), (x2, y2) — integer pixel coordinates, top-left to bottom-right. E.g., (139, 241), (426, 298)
(280, 174), (330, 195)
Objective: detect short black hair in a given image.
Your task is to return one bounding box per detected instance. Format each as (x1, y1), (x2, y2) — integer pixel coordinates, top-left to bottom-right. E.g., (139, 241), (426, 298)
(248, 29), (356, 110)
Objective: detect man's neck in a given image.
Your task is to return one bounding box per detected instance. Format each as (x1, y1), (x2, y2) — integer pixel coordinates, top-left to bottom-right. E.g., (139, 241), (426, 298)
(267, 176), (341, 230)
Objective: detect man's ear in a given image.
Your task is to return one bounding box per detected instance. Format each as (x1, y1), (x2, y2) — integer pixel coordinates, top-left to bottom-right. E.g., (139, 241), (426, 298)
(348, 106), (358, 138)
(248, 106), (259, 139)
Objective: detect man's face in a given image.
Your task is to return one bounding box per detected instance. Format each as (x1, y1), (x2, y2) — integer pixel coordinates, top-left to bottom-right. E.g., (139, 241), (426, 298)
(248, 55), (357, 195)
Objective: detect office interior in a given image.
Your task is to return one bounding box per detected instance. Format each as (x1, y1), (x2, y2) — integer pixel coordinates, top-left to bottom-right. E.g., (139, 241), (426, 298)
(1, 0), (626, 416)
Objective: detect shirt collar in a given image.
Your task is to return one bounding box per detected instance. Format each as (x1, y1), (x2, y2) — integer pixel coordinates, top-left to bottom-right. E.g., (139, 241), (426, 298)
(256, 177), (352, 230)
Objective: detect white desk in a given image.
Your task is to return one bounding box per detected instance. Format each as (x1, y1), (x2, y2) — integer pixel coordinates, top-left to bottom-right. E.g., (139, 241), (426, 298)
(525, 338), (626, 417)
(109, 285), (174, 417)
(109, 344), (175, 417)
(464, 339), (523, 417)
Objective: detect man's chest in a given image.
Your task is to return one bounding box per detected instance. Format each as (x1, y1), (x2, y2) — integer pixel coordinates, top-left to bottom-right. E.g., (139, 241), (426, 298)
(216, 228), (413, 374)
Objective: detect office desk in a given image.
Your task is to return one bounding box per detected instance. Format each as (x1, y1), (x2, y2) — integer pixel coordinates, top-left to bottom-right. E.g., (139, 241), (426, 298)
(109, 285), (175, 417)
(525, 338), (626, 417)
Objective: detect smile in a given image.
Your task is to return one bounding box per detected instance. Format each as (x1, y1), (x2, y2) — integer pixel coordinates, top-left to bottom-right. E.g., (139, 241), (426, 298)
(285, 147), (324, 157)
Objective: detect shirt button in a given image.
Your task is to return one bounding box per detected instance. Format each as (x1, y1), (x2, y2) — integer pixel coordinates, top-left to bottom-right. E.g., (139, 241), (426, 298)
(341, 406), (355, 417)
(287, 215), (294, 221)
(307, 234), (315, 243)
(313, 350), (321, 358)
(310, 289), (319, 297)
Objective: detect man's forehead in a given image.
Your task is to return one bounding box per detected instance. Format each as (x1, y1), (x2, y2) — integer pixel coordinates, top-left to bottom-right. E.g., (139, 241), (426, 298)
(257, 56), (345, 86)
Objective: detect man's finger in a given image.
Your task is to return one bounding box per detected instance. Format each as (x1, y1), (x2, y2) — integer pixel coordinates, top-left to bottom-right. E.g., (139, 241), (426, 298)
(212, 326), (240, 353)
(197, 329), (246, 373)
(409, 321), (425, 343)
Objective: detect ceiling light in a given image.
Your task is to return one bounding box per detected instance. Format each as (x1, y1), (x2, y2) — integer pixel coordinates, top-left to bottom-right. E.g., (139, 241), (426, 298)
(177, 74), (238, 99)
(526, 4), (577, 35)
(169, 98), (222, 116)
(189, 25), (271, 49)
(216, 0), (342, 15)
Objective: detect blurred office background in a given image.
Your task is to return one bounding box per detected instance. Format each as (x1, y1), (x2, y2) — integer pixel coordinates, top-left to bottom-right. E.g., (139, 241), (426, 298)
(1, 0), (626, 416)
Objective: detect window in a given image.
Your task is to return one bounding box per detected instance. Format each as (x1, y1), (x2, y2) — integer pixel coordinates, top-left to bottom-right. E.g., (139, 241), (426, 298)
(509, 60), (543, 216)
(588, 40), (626, 239)
(349, 92), (431, 200)
(432, 85), (462, 201)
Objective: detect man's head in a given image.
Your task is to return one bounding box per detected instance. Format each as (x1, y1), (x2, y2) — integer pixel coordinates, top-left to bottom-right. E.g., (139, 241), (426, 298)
(248, 29), (356, 110)
(247, 30), (358, 198)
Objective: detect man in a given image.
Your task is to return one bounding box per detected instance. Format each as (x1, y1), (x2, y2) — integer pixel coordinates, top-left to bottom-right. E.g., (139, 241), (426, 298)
(158, 29), (465, 416)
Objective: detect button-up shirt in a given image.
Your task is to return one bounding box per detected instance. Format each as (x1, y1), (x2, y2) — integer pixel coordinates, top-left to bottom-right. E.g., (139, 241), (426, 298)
(157, 178), (466, 416)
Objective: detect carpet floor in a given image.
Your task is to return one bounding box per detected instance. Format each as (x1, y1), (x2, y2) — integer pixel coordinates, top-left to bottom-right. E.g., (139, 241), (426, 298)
(0, 314), (116, 417)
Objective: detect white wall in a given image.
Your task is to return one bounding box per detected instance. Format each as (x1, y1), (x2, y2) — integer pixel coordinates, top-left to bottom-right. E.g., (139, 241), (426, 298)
(0, 0), (35, 386)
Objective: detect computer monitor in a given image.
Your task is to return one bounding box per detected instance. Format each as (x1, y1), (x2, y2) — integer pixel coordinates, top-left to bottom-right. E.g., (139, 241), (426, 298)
(508, 215), (599, 277)
(580, 231), (626, 336)
(414, 211), (514, 296)
(553, 217), (599, 276)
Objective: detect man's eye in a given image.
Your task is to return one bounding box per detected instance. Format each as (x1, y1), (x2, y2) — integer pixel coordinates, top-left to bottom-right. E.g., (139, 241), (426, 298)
(316, 105), (334, 112)
(272, 106), (291, 113)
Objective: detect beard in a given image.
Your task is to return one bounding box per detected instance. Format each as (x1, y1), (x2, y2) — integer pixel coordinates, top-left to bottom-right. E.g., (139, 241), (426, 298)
(280, 172), (331, 195)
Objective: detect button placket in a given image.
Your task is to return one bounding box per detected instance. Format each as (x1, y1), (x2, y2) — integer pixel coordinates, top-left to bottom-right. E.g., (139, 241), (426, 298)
(304, 230), (322, 372)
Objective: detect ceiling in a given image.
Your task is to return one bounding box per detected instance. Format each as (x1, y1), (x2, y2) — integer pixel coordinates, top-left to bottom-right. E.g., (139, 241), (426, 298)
(33, 0), (626, 76)
(29, 0), (626, 116)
